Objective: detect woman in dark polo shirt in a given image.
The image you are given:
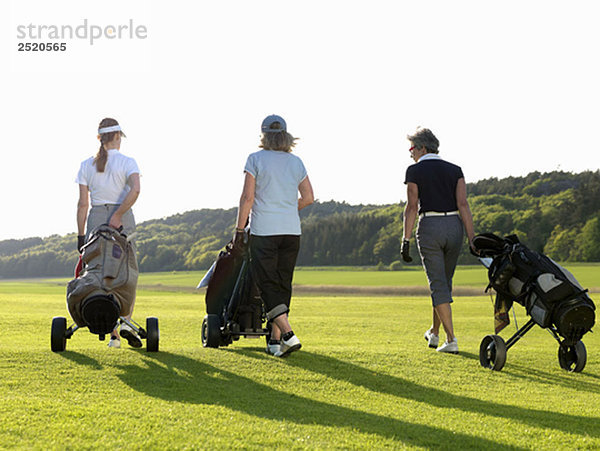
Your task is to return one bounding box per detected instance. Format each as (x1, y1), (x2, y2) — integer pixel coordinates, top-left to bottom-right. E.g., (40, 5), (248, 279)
(401, 127), (475, 354)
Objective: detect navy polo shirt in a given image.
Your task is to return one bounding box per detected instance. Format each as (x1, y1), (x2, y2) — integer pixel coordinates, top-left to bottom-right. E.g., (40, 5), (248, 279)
(404, 154), (464, 214)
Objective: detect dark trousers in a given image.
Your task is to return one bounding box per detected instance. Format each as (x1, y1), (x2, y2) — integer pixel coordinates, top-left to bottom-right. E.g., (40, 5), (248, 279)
(249, 234), (300, 320)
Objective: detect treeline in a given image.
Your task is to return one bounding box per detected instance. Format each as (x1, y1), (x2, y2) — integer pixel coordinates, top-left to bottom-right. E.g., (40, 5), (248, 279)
(468, 170), (600, 261)
(1, 171), (599, 278)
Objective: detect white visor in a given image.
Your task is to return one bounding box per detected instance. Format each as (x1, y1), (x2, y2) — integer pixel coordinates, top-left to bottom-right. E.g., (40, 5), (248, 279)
(98, 125), (125, 136)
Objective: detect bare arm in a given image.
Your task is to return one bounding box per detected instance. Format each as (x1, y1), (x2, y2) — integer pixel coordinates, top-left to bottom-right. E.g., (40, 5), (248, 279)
(403, 182), (419, 240)
(456, 177), (475, 247)
(109, 173), (141, 230)
(77, 184), (90, 235)
(236, 172), (255, 229)
(298, 176), (314, 211)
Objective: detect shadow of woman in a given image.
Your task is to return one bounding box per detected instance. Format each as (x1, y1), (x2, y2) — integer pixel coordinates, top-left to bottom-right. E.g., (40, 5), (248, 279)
(113, 351), (519, 450)
(233, 348), (600, 439)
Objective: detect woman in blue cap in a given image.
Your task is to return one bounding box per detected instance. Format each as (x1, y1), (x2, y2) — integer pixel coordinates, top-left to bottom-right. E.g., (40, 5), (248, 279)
(235, 115), (314, 357)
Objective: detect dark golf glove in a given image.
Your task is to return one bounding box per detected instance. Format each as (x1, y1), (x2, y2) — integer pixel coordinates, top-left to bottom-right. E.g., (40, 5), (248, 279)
(401, 239), (413, 262)
(233, 229), (245, 249)
(77, 235), (86, 253)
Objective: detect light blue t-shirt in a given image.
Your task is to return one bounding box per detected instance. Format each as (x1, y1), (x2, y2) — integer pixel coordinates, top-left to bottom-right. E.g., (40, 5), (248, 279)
(244, 149), (308, 236)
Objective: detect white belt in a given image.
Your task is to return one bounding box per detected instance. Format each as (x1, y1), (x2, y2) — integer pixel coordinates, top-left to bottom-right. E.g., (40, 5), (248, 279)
(419, 210), (459, 219)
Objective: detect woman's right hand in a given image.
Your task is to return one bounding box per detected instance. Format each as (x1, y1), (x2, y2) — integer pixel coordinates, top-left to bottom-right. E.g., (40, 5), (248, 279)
(233, 229), (245, 247)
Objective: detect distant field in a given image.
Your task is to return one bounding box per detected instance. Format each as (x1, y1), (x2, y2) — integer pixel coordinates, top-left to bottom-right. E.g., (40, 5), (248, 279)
(140, 263), (599, 291)
(0, 279), (599, 449)
(30, 263), (600, 293)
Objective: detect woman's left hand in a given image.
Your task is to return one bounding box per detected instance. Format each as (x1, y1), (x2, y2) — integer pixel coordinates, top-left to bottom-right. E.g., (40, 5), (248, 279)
(469, 237), (479, 256)
(109, 214), (123, 230)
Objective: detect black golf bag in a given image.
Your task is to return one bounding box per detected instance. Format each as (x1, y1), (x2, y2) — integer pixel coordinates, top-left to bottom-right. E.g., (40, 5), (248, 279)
(477, 233), (595, 342)
(474, 233), (595, 372)
(201, 234), (268, 348)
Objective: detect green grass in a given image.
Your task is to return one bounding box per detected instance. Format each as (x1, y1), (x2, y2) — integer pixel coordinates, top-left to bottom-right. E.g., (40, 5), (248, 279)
(51, 263), (595, 291)
(1, 270), (600, 449)
(142, 263), (600, 289)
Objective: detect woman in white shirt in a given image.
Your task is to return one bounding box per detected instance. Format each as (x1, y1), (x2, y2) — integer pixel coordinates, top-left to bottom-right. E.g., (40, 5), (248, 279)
(236, 115), (314, 357)
(75, 117), (141, 349)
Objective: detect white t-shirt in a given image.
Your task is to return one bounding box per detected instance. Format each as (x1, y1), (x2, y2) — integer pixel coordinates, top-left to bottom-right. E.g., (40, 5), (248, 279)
(244, 149), (308, 236)
(76, 148), (140, 205)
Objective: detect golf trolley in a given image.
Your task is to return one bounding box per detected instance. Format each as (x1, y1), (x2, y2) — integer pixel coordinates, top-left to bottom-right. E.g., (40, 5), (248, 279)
(199, 233), (271, 348)
(474, 233), (595, 373)
(51, 312), (159, 353)
(52, 224), (160, 353)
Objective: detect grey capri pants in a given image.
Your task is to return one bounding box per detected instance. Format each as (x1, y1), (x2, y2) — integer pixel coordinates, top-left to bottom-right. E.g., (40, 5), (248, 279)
(86, 204), (137, 247)
(416, 215), (464, 306)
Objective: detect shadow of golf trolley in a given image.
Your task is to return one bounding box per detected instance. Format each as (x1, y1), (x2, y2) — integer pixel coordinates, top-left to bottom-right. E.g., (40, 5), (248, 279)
(199, 233), (270, 349)
(52, 224), (159, 353)
(473, 233), (595, 373)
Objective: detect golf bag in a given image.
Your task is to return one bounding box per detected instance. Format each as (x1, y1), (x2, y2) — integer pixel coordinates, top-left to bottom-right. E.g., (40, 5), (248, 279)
(474, 233), (595, 344)
(201, 234), (267, 348)
(205, 239), (262, 328)
(205, 241), (244, 316)
(66, 224), (138, 335)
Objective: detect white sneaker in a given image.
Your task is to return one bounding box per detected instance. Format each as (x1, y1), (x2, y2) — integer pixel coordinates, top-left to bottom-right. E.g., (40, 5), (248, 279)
(436, 338), (459, 354)
(424, 328), (439, 348)
(266, 341), (281, 355)
(274, 335), (302, 357)
(108, 336), (121, 348)
(120, 323), (143, 348)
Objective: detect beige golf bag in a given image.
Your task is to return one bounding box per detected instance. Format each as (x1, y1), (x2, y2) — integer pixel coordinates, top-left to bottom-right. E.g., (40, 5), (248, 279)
(66, 224), (138, 334)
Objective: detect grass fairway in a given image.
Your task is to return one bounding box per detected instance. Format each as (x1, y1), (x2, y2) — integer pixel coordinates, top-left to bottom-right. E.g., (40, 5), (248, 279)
(132, 263), (600, 292)
(1, 271), (600, 449)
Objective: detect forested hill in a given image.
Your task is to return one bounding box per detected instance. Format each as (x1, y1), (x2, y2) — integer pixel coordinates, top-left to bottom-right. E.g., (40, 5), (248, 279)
(1, 170), (600, 278)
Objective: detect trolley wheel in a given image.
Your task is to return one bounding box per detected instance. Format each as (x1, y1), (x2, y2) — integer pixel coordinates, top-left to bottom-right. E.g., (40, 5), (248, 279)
(479, 334), (507, 371)
(201, 314), (221, 348)
(558, 341), (587, 372)
(51, 316), (67, 352)
(146, 317), (159, 352)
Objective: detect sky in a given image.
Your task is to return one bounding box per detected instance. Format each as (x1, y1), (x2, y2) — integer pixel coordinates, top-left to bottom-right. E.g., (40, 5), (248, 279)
(1, 0), (599, 241)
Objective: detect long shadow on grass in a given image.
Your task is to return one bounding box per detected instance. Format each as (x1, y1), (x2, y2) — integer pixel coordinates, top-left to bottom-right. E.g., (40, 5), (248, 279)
(58, 351), (103, 370)
(458, 350), (600, 395)
(494, 361), (600, 394)
(456, 351), (479, 362)
(114, 351), (519, 450)
(236, 348), (600, 439)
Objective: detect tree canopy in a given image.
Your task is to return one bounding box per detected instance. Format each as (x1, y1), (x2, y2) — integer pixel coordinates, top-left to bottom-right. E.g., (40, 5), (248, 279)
(1, 170), (599, 278)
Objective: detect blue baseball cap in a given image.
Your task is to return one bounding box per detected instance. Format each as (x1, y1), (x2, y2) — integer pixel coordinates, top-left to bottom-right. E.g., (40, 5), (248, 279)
(261, 115), (287, 133)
